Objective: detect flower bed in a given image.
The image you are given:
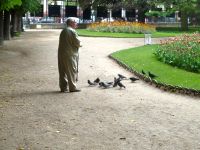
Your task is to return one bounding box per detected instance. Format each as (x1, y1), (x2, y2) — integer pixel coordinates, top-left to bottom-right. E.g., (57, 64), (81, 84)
(87, 21), (156, 34)
(155, 33), (200, 73)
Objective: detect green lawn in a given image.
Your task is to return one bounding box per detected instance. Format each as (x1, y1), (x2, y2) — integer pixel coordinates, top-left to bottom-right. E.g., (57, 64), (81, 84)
(111, 45), (200, 91)
(77, 27), (200, 38)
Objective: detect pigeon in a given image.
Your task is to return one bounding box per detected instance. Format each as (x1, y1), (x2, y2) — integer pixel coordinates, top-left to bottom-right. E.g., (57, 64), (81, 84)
(129, 77), (139, 82)
(99, 82), (113, 88)
(94, 77), (100, 83)
(148, 71), (158, 79)
(113, 77), (121, 87)
(88, 80), (96, 86)
(106, 81), (113, 85)
(99, 82), (103, 87)
(117, 81), (126, 89)
(118, 74), (127, 80)
(142, 70), (146, 75)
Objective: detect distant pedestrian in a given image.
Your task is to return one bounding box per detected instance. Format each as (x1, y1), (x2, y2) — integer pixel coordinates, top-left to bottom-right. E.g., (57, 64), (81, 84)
(58, 18), (81, 92)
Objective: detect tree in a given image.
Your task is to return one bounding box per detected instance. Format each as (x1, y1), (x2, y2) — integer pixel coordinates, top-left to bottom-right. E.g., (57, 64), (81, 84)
(134, 0), (151, 22)
(0, 0), (22, 45)
(10, 0), (40, 36)
(79, 0), (154, 22)
(20, 0), (41, 31)
(154, 0), (198, 30)
(194, 0), (200, 25)
(4, 10), (11, 40)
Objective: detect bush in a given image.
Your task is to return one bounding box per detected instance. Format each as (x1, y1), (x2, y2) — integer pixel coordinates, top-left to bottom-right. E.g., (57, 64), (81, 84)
(155, 33), (200, 73)
(87, 21), (156, 34)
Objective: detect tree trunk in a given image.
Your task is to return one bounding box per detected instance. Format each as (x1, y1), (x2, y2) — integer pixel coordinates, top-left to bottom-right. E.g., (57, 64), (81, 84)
(11, 9), (18, 37)
(138, 10), (147, 23)
(137, 6), (148, 23)
(10, 10), (15, 37)
(3, 11), (11, 40)
(16, 12), (22, 33)
(0, 11), (4, 46)
(180, 10), (188, 31)
(21, 16), (24, 32)
(138, 11), (145, 22)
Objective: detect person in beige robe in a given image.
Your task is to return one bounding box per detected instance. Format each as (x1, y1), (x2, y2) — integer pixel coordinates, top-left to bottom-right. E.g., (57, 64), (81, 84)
(58, 18), (81, 92)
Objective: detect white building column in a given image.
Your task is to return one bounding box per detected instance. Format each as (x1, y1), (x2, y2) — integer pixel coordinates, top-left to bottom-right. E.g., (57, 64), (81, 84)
(43, 0), (48, 18)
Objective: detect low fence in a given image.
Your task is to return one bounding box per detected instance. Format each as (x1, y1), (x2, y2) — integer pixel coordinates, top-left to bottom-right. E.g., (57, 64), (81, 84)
(29, 23), (88, 29)
(148, 22), (181, 27)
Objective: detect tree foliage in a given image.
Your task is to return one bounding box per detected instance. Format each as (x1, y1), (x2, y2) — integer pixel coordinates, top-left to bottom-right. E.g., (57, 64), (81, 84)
(17, 0), (41, 13)
(0, 0), (22, 10)
(154, 0), (199, 30)
(78, 0), (92, 9)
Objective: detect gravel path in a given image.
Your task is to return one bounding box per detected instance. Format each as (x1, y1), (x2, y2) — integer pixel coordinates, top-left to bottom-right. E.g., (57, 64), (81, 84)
(0, 30), (200, 150)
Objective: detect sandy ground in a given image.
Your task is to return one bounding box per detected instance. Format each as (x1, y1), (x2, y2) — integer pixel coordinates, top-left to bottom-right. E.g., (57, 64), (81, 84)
(0, 30), (200, 150)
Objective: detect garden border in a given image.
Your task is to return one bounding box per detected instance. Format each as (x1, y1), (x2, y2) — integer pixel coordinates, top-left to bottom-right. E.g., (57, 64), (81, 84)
(109, 55), (200, 97)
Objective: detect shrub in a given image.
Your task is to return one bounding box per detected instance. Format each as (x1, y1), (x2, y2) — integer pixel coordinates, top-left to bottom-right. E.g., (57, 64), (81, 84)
(14, 32), (21, 37)
(87, 21), (156, 34)
(155, 33), (200, 73)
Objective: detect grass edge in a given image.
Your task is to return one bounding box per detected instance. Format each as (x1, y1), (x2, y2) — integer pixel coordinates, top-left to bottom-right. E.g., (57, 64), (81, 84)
(108, 54), (200, 97)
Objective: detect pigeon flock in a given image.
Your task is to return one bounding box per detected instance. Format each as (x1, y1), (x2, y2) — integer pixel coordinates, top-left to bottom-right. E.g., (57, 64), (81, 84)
(87, 73), (139, 89)
(87, 70), (158, 90)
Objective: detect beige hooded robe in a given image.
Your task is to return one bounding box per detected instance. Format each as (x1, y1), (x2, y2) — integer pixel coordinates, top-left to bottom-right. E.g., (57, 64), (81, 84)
(58, 27), (81, 91)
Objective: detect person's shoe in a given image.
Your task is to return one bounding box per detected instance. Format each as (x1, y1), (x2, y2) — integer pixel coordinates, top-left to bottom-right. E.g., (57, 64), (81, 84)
(70, 89), (81, 92)
(60, 88), (68, 93)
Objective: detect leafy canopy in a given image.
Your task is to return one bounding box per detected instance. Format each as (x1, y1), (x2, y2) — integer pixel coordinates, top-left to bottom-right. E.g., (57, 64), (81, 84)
(20, 0), (41, 13)
(0, 0), (22, 10)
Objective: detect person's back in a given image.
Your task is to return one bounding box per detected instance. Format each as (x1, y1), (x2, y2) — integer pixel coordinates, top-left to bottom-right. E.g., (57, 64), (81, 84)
(58, 18), (81, 92)
(58, 27), (79, 57)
